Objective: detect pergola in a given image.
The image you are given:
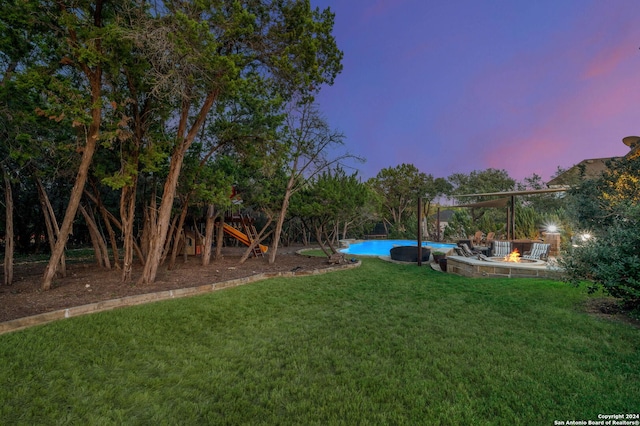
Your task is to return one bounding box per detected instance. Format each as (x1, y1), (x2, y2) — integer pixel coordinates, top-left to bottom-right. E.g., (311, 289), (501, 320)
(436, 188), (568, 241)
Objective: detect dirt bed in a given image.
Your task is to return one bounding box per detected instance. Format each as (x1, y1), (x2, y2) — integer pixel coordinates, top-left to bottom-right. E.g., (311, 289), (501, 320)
(0, 246), (335, 324)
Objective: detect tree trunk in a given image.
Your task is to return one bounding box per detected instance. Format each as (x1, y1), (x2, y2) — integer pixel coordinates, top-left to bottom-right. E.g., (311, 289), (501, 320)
(3, 168), (14, 285)
(35, 175), (67, 277)
(119, 184), (137, 281)
(86, 186), (144, 280)
(89, 184), (120, 269)
(79, 204), (111, 268)
(215, 219), (224, 260)
(202, 205), (215, 266)
(314, 226), (331, 257)
(42, 77), (101, 290)
(138, 89), (218, 284)
(269, 172), (296, 264)
(168, 196), (190, 270)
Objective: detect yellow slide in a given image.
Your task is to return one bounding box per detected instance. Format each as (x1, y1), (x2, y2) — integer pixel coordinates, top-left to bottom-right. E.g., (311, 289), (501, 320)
(222, 223), (268, 253)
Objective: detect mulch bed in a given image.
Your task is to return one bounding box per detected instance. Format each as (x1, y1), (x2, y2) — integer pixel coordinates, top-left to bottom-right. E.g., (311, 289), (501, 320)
(0, 246), (333, 324)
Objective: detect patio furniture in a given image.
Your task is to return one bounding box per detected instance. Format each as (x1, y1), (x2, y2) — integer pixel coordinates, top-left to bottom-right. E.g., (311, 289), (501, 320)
(458, 242), (488, 257)
(390, 246), (431, 262)
(523, 243), (550, 261)
(485, 232), (495, 245)
(491, 241), (512, 257)
(472, 231), (484, 246)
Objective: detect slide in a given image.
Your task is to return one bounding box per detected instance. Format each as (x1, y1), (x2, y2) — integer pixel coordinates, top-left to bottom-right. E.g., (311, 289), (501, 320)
(223, 223), (268, 253)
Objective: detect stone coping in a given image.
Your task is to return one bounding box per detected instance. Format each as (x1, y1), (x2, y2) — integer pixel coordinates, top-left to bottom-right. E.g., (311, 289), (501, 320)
(449, 255), (552, 269)
(0, 258), (361, 336)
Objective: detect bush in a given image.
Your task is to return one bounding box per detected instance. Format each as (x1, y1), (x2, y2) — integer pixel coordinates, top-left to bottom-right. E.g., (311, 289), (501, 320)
(560, 156), (640, 311)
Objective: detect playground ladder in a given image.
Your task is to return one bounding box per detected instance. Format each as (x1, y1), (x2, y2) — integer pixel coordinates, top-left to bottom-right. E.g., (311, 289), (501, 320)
(240, 214), (264, 258)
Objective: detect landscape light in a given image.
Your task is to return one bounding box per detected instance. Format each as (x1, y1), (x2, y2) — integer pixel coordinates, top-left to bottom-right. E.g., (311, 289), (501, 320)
(546, 224), (558, 233)
(579, 233), (592, 242)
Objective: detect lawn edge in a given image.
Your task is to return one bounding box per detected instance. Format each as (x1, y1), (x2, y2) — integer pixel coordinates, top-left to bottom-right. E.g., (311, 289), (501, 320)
(0, 260), (361, 335)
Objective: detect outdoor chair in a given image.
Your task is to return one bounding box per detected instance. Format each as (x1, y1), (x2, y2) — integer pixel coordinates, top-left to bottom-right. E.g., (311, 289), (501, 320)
(472, 231), (484, 246)
(458, 243), (480, 257)
(491, 241), (512, 257)
(523, 243), (550, 261)
(453, 247), (466, 257)
(485, 232), (495, 245)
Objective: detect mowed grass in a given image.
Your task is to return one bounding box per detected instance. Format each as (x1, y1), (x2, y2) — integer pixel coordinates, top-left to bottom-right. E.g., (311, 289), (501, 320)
(1, 259), (638, 424)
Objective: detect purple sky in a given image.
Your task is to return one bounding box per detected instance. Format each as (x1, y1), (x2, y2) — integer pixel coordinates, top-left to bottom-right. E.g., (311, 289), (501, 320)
(311, 0), (640, 183)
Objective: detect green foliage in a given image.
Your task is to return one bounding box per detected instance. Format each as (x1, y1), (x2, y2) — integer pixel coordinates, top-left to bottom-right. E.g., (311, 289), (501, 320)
(447, 168), (515, 235)
(517, 173), (565, 214)
(561, 155), (640, 309)
(443, 209), (473, 240)
(368, 163), (449, 234)
(1, 0), (345, 265)
(290, 167), (368, 247)
(448, 168), (515, 200)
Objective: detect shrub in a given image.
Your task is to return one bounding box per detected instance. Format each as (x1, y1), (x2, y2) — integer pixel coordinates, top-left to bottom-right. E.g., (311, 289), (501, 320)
(560, 156), (640, 311)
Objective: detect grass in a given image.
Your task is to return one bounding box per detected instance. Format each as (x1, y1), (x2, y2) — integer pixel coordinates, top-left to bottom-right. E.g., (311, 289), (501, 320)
(1, 258), (639, 424)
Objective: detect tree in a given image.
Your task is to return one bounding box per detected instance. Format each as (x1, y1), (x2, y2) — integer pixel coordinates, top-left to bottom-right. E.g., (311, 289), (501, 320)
(268, 101), (358, 264)
(290, 167), (368, 256)
(3, 0), (343, 287)
(129, 0), (343, 283)
(448, 168), (516, 235)
(9, 0), (121, 290)
(368, 163), (447, 237)
(448, 168), (515, 202)
(560, 155), (640, 311)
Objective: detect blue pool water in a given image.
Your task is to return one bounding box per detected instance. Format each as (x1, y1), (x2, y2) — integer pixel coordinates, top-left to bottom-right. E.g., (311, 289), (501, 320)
(340, 240), (456, 256)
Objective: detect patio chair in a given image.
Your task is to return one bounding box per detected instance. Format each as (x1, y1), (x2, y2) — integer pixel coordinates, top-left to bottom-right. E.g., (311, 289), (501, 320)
(485, 232), (495, 245)
(458, 243), (480, 257)
(472, 231), (483, 246)
(453, 247), (467, 257)
(523, 243), (550, 261)
(491, 241), (512, 257)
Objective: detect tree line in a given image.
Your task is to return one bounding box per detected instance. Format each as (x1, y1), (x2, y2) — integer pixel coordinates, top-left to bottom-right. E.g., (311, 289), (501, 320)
(1, 0), (346, 288)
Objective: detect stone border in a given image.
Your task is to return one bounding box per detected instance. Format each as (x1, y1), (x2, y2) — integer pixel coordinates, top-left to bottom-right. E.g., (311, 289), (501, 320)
(446, 255), (563, 279)
(0, 259), (361, 335)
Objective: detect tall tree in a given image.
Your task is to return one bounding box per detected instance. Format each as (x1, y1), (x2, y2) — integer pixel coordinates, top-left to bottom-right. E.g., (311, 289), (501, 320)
(268, 101), (358, 264)
(447, 168), (516, 232)
(13, 0), (121, 290)
(368, 163), (446, 236)
(290, 167), (368, 256)
(129, 0), (342, 283)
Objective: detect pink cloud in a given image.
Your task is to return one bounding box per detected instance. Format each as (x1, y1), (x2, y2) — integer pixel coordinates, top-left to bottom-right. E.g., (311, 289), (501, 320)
(362, 0), (409, 21)
(581, 43), (631, 80)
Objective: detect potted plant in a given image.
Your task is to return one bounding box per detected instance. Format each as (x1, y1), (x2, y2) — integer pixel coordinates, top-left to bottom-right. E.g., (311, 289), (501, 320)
(432, 250), (448, 272)
(432, 250), (446, 263)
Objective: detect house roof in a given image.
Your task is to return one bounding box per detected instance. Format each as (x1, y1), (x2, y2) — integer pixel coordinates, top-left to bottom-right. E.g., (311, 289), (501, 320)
(546, 157), (619, 187)
(546, 135), (640, 188)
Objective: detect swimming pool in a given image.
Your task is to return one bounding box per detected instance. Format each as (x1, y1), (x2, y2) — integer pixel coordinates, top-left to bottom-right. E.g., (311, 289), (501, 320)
(339, 240), (456, 256)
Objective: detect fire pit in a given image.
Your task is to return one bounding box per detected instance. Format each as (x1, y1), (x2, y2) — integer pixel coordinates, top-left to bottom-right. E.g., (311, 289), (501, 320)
(486, 257), (546, 266)
(446, 252), (557, 278)
(485, 249), (546, 266)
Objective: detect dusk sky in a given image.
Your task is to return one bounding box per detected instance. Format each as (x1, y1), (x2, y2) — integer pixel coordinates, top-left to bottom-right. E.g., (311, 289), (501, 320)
(310, 0), (640, 183)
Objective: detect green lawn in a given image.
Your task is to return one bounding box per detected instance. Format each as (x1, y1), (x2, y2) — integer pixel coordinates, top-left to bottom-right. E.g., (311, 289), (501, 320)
(1, 258), (638, 425)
